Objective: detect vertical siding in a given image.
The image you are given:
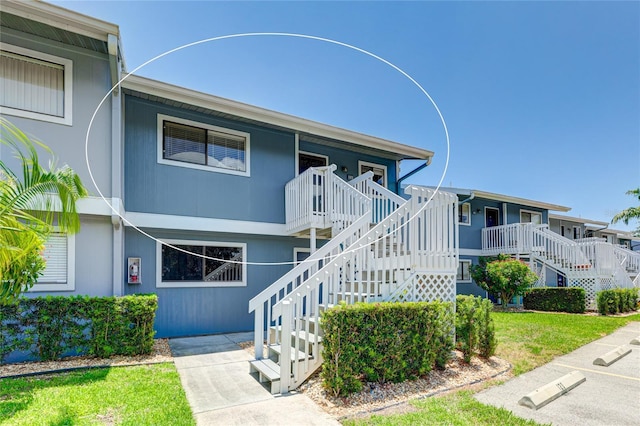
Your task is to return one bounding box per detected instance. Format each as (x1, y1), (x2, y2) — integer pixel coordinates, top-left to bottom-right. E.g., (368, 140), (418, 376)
(0, 28), (114, 197)
(124, 228), (307, 337)
(124, 96), (295, 223)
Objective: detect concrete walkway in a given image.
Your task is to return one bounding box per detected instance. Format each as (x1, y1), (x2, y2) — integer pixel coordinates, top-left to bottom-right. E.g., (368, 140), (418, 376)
(169, 332), (339, 426)
(475, 322), (640, 426)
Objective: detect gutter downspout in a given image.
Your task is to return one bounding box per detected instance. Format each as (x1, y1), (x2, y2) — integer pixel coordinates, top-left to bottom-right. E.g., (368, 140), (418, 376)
(396, 158), (431, 195)
(458, 192), (475, 205)
(587, 224), (610, 239)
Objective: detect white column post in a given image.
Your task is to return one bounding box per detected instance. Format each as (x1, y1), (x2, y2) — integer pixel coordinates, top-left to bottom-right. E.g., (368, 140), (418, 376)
(310, 227), (317, 254)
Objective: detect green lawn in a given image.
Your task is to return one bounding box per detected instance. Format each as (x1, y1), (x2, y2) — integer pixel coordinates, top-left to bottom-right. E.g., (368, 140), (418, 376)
(0, 363), (194, 426)
(345, 311), (640, 425)
(493, 311), (640, 375)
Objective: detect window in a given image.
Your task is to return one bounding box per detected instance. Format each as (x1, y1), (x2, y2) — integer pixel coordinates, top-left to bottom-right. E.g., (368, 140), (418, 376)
(157, 239), (246, 287)
(459, 203), (471, 225)
(573, 226), (581, 240)
(298, 151), (328, 175)
(520, 210), (542, 225)
(457, 260), (472, 282)
(0, 44), (72, 125)
(359, 161), (387, 187)
(30, 232), (75, 292)
(158, 115), (250, 176)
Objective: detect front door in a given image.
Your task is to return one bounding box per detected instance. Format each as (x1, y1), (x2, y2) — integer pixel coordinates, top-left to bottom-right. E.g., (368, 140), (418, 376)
(485, 207), (499, 228)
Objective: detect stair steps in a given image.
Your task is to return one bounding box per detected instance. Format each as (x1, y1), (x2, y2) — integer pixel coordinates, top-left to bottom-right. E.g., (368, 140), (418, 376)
(249, 359), (282, 394)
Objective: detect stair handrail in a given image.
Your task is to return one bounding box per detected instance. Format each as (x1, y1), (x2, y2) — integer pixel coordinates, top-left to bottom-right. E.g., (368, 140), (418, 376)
(272, 187), (458, 391)
(350, 174), (407, 224)
(612, 244), (640, 273)
(531, 225), (592, 273)
(326, 168), (372, 228)
(285, 165), (336, 233)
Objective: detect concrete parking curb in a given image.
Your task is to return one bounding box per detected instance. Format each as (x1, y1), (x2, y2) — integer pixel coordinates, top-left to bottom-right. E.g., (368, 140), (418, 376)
(593, 345), (632, 367)
(518, 371), (586, 410)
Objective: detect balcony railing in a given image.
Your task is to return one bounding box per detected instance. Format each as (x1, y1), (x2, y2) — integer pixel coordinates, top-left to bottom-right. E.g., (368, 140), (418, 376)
(482, 223), (535, 255)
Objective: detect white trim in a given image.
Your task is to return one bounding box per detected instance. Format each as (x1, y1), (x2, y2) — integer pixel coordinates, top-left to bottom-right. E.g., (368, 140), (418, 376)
(0, 43), (73, 126)
(2, 0), (119, 42)
(459, 248), (483, 256)
(156, 114), (251, 177)
(30, 232), (75, 292)
(294, 133), (300, 177)
(434, 187), (571, 212)
(125, 211), (288, 236)
(156, 238), (247, 288)
(548, 213), (608, 227)
(358, 160), (387, 188)
(293, 247), (311, 265)
(459, 202), (471, 226)
(520, 209), (543, 225)
(124, 74), (433, 161)
(457, 259), (472, 283)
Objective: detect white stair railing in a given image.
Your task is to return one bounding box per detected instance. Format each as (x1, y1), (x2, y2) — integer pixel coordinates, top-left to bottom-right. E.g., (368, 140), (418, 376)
(531, 226), (592, 274)
(272, 186), (458, 392)
(350, 172), (407, 224)
(482, 223), (535, 255)
(613, 245), (640, 274)
(285, 165), (371, 235)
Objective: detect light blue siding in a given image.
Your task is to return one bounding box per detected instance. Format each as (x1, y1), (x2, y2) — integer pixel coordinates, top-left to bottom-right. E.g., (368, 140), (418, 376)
(124, 227), (308, 337)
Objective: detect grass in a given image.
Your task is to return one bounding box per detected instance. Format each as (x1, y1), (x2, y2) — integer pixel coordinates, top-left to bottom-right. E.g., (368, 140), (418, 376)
(0, 363), (195, 426)
(343, 391), (547, 426)
(492, 311), (640, 375)
(344, 310), (640, 425)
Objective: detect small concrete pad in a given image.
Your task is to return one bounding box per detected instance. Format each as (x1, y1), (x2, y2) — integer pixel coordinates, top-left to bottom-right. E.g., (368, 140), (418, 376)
(630, 336), (640, 345)
(518, 371), (586, 410)
(170, 334), (234, 357)
(593, 345), (632, 367)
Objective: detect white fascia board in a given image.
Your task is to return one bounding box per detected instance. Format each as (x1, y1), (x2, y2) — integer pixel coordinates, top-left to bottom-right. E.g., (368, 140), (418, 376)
(121, 74), (433, 161)
(548, 213), (609, 227)
(432, 187), (571, 212)
(124, 212), (288, 236)
(3, 0), (119, 42)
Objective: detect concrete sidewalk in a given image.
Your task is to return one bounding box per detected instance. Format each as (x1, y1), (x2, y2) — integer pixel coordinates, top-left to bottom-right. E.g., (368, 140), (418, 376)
(169, 332), (339, 426)
(475, 322), (640, 426)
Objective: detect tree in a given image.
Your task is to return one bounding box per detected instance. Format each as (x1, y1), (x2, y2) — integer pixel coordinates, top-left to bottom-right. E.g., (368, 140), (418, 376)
(612, 188), (640, 237)
(470, 255), (537, 309)
(0, 118), (88, 303)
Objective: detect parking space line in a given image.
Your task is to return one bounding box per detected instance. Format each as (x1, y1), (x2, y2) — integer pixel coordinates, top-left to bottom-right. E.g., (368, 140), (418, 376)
(553, 363), (640, 382)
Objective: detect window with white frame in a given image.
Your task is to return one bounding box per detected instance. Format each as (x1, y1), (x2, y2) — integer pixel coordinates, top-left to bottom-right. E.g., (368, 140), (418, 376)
(158, 115), (250, 176)
(457, 260), (472, 282)
(520, 210), (542, 225)
(0, 44), (73, 125)
(30, 232), (75, 292)
(359, 161), (387, 187)
(459, 203), (471, 225)
(157, 240), (246, 288)
(298, 151), (328, 175)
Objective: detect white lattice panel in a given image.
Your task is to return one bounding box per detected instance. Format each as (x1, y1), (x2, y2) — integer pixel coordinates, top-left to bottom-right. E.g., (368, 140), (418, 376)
(569, 276), (597, 309)
(388, 273), (456, 303)
(598, 277), (616, 291)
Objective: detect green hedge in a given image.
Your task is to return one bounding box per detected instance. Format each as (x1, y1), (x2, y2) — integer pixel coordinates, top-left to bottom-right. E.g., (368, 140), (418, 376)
(0, 294), (157, 363)
(455, 295), (497, 362)
(523, 287), (586, 313)
(596, 288), (638, 315)
(321, 301), (454, 397)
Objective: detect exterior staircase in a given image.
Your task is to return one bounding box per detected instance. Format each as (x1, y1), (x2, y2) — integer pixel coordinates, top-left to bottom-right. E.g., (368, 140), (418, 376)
(482, 223), (639, 308)
(248, 167), (458, 394)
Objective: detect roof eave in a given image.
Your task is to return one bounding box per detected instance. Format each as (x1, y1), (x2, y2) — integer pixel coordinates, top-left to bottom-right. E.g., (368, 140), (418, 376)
(121, 74), (433, 161)
(3, 0), (119, 42)
(433, 187), (571, 212)
(548, 213), (609, 227)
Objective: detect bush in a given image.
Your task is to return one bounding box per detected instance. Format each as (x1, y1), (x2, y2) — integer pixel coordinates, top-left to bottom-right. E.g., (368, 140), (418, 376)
(0, 294), (157, 363)
(523, 287), (586, 313)
(596, 288), (638, 315)
(471, 256), (537, 309)
(321, 301), (454, 397)
(455, 295), (497, 362)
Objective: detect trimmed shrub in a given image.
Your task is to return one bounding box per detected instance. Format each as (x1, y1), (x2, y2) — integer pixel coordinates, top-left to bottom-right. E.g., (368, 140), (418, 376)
(321, 301), (454, 397)
(0, 294), (157, 363)
(597, 288), (638, 315)
(523, 287), (586, 313)
(455, 295), (497, 362)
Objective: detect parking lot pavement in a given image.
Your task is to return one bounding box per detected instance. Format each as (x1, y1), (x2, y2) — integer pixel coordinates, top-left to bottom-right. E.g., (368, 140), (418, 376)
(475, 322), (640, 426)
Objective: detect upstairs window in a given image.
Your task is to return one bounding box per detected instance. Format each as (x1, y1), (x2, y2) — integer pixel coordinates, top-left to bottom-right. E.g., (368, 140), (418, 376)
(520, 210), (542, 225)
(158, 115), (250, 176)
(0, 45), (72, 125)
(459, 202), (471, 225)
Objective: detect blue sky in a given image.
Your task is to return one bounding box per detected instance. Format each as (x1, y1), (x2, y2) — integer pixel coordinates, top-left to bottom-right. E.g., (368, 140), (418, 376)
(57, 1), (640, 231)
